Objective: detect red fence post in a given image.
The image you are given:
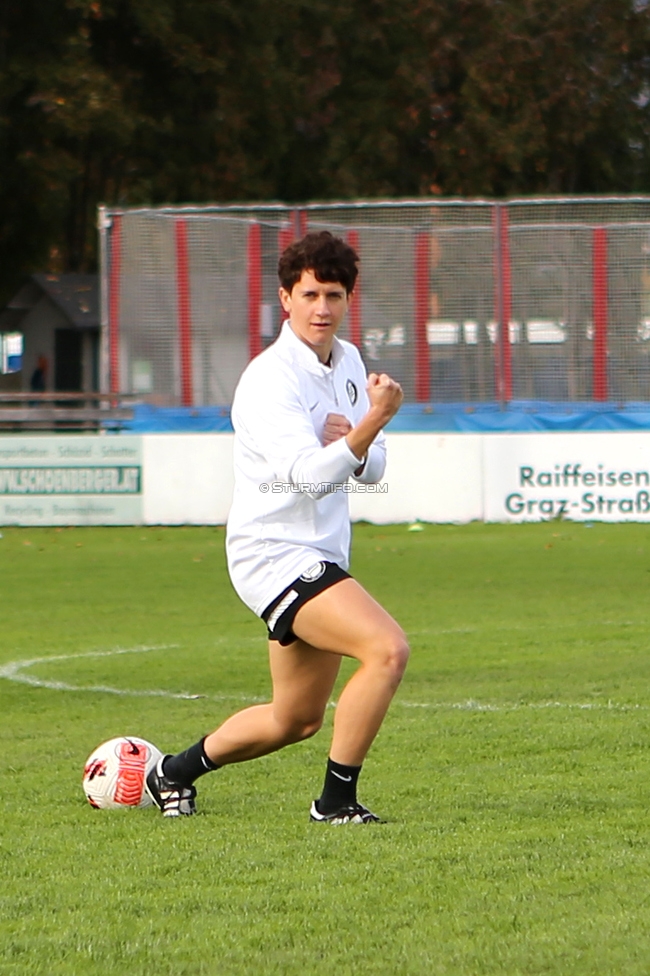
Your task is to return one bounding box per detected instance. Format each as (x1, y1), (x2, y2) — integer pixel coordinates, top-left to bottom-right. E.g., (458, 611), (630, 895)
(278, 223), (294, 329)
(298, 209), (308, 238)
(493, 204), (512, 404)
(175, 219), (194, 406)
(593, 227), (608, 402)
(414, 232), (431, 402)
(347, 230), (362, 349)
(247, 221), (262, 360)
(108, 214), (122, 395)
(278, 225), (294, 254)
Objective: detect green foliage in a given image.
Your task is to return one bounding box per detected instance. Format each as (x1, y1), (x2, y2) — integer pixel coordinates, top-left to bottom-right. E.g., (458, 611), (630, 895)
(426, 0), (650, 196)
(2, 522), (650, 973)
(2, 1), (650, 300)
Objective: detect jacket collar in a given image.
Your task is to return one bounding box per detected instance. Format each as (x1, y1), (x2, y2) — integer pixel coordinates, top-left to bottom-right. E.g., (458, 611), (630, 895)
(276, 320), (345, 374)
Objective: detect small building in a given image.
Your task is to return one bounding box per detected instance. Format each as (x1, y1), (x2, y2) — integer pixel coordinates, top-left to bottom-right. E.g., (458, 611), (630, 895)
(0, 274), (99, 393)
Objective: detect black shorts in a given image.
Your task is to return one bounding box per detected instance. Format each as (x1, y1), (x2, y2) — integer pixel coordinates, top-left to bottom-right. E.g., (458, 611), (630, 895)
(261, 561), (351, 646)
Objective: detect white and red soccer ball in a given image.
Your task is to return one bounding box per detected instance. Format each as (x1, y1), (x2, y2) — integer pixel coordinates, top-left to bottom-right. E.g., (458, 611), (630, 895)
(82, 736), (162, 809)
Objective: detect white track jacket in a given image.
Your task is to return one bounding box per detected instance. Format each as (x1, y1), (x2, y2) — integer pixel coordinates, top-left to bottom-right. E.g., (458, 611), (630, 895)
(226, 321), (387, 615)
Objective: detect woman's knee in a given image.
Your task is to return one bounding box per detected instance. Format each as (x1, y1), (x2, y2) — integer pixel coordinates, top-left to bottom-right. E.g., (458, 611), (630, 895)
(375, 630), (410, 683)
(277, 712), (324, 745)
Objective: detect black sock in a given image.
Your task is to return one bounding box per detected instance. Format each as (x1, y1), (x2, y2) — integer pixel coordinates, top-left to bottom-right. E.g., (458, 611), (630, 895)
(317, 757), (362, 814)
(162, 737), (220, 787)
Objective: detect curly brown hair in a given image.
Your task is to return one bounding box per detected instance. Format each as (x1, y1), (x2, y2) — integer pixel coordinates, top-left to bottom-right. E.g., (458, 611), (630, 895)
(278, 231), (359, 295)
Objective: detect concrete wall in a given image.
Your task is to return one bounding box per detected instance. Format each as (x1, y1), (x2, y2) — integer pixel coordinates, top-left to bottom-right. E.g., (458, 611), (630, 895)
(141, 431), (650, 525)
(142, 434), (234, 524)
(1, 431), (650, 525)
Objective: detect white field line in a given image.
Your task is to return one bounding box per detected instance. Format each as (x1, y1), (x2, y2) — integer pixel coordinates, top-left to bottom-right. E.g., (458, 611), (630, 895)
(397, 699), (650, 713)
(407, 620), (643, 638)
(0, 646), (265, 703)
(0, 645), (647, 713)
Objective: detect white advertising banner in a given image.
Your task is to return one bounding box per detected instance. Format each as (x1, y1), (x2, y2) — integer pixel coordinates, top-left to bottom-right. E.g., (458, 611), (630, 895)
(348, 433), (483, 524)
(484, 432), (650, 522)
(2, 430), (650, 526)
(0, 436), (143, 525)
(142, 433), (234, 525)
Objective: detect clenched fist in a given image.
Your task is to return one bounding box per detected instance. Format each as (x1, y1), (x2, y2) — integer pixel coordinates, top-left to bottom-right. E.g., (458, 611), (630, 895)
(366, 373), (403, 422)
(322, 412), (353, 446)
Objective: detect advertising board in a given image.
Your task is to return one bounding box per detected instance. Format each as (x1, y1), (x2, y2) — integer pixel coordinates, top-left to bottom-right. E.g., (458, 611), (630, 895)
(484, 433), (650, 522)
(0, 436), (143, 525)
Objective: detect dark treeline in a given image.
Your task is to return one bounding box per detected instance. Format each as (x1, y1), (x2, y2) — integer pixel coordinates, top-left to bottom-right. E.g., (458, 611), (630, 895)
(1, 0), (650, 300)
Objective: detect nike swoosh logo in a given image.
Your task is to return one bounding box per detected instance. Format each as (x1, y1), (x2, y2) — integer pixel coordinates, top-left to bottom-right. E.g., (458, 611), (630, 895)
(331, 771), (352, 782)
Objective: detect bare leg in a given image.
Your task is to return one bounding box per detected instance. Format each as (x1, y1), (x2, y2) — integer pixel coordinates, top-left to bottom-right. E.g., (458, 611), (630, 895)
(203, 640), (341, 765)
(292, 578), (410, 766)
(204, 578), (408, 770)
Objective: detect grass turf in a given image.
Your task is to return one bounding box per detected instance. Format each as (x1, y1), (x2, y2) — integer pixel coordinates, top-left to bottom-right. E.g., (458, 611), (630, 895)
(1, 521), (650, 975)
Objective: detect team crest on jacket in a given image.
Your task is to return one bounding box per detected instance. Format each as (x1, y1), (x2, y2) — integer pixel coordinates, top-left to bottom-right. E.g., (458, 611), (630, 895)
(300, 562), (326, 583)
(346, 379), (358, 405)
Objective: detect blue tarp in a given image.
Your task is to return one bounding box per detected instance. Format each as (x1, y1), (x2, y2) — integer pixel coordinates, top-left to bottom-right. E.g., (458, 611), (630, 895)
(385, 401), (650, 433)
(120, 403), (234, 433)
(115, 401), (650, 434)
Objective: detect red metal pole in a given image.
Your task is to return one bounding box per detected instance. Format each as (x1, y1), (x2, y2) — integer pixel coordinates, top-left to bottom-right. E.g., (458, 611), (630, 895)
(500, 206), (512, 402)
(278, 225), (294, 254)
(493, 204), (512, 404)
(175, 219), (194, 406)
(593, 227), (608, 402)
(108, 214), (122, 394)
(247, 221), (262, 360)
(248, 222), (262, 359)
(414, 232), (431, 402)
(298, 209), (308, 237)
(278, 223), (294, 329)
(347, 230), (362, 349)
(278, 224), (294, 254)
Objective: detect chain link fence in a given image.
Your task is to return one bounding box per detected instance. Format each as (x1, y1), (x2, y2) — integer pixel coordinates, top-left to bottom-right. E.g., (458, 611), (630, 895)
(99, 198), (650, 407)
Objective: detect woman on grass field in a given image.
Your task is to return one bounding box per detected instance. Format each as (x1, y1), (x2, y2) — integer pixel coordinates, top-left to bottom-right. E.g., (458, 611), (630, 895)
(146, 231), (409, 824)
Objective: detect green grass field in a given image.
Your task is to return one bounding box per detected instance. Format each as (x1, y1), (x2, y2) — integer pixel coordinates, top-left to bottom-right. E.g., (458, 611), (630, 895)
(2, 521), (650, 975)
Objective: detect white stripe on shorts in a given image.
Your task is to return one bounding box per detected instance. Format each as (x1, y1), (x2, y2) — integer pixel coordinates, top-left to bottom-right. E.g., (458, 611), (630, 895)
(266, 589), (299, 632)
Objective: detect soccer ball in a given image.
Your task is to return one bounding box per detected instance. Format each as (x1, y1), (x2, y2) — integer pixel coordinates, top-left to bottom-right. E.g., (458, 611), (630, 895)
(82, 736), (162, 810)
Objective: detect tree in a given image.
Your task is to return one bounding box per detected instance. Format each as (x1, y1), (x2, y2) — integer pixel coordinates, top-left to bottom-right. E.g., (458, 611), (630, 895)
(423, 0), (650, 195)
(1, 0), (650, 303)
